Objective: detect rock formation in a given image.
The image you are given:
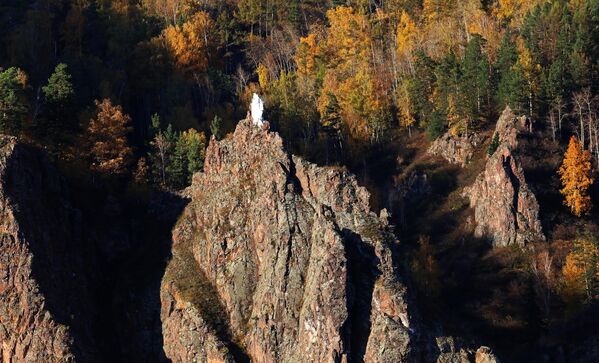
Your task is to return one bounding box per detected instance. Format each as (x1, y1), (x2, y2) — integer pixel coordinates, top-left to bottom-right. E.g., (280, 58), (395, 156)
(160, 117), (419, 362)
(0, 136), (96, 362)
(463, 108), (544, 247)
(474, 346), (499, 363)
(428, 132), (483, 167)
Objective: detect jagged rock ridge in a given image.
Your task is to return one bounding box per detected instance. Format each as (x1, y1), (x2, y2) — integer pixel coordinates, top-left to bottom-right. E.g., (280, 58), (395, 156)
(160, 117), (419, 362)
(463, 108), (545, 247)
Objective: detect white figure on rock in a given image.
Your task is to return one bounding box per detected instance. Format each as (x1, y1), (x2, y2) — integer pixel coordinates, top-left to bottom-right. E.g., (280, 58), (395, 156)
(251, 93), (264, 127)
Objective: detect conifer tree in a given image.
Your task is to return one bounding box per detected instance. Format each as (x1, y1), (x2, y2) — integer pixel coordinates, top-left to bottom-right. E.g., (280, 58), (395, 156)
(42, 63), (75, 129)
(488, 132), (500, 156)
(496, 34), (527, 113)
(0, 67), (28, 136)
(461, 35), (491, 121)
(183, 129), (206, 182)
(210, 115), (222, 140)
(559, 136), (594, 217)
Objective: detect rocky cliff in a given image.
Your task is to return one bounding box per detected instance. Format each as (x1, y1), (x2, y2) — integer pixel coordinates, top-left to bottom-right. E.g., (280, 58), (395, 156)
(0, 136), (96, 362)
(463, 108), (545, 247)
(160, 117), (420, 362)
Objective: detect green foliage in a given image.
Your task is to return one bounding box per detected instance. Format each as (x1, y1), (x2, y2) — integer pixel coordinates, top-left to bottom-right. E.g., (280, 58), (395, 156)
(426, 110), (446, 141)
(408, 51), (436, 128)
(496, 34), (527, 113)
(320, 92), (342, 133)
(150, 113), (161, 137)
(0, 67), (28, 136)
(210, 115), (222, 140)
(43, 64), (74, 105)
(42, 63), (75, 131)
(151, 123), (207, 189)
(461, 35), (491, 121)
(169, 135), (189, 188)
(488, 132), (500, 156)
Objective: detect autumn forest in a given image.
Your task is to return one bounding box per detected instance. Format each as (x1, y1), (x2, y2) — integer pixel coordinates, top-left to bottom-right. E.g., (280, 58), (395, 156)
(4, 0), (599, 361)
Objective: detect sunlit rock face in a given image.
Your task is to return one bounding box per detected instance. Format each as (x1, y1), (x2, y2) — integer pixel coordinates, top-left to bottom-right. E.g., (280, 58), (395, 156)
(160, 117), (420, 363)
(463, 107), (545, 247)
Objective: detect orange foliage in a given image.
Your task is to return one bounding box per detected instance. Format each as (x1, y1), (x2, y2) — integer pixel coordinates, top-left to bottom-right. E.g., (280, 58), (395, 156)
(560, 252), (586, 305)
(558, 136), (594, 217)
(560, 238), (599, 306)
(295, 33), (319, 76)
(163, 11), (214, 74)
(87, 99), (134, 175)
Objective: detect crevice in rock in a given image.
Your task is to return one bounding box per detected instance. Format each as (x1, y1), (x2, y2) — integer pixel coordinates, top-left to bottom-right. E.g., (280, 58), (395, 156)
(502, 154), (521, 231)
(281, 156), (303, 195)
(341, 229), (381, 363)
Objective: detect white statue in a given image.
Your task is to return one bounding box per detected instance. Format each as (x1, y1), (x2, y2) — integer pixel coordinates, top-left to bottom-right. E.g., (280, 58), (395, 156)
(251, 93), (264, 127)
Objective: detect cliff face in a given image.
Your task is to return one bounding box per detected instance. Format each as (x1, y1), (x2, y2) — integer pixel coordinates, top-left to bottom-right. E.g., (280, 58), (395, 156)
(0, 137), (96, 362)
(160, 118), (418, 362)
(464, 108), (545, 247)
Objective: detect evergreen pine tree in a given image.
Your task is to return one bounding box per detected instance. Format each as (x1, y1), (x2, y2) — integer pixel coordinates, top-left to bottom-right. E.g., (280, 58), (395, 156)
(42, 63), (74, 131)
(496, 34), (527, 113)
(0, 67), (28, 136)
(210, 115), (221, 140)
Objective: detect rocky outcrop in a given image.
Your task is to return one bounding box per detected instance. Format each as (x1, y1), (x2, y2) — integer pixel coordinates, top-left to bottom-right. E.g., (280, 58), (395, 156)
(475, 346), (499, 363)
(493, 107), (529, 150)
(0, 137), (96, 362)
(160, 117), (419, 362)
(463, 108), (544, 247)
(428, 132), (483, 166)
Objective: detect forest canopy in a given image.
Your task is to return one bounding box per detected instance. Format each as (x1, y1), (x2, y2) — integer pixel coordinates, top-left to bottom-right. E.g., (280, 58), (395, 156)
(1, 0), (599, 187)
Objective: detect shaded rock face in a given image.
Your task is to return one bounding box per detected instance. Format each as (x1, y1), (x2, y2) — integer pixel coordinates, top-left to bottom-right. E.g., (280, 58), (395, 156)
(0, 137), (96, 362)
(161, 118), (418, 362)
(428, 132), (483, 166)
(464, 108), (544, 247)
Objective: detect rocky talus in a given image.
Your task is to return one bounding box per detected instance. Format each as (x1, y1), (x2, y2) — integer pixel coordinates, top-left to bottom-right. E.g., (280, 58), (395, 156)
(428, 131), (483, 167)
(0, 136), (96, 362)
(463, 108), (544, 247)
(160, 117), (419, 362)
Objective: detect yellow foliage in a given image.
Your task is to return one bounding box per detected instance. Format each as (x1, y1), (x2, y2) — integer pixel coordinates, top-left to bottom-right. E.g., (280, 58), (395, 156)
(560, 238), (599, 307)
(492, 0), (545, 28)
(447, 94), (466, 136)
(163, 11), (214, 74)
(324, 6), (371, 77)
(295, 33), (319, 76)
(257, 63), (269, 90)
(396, 11), (419, 68)
(395, 78), (416, 131)
(558, 136), (594, 217)
(516, 38), (541, 89)
(423, 0), (454, 21)
(560, 252), (587, 305)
